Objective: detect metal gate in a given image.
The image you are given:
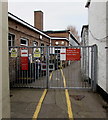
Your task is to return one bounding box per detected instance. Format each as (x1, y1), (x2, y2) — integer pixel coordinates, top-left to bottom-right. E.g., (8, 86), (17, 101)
(9, 45), (97, 91)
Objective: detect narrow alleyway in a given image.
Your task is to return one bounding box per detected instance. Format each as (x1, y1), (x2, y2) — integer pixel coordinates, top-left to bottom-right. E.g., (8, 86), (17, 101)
(11, 88), (107, 119)
(10, 61), (108, 119)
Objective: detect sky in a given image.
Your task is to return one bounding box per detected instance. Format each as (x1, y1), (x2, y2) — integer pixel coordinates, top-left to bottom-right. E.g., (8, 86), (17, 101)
(8, 0), (88, 37)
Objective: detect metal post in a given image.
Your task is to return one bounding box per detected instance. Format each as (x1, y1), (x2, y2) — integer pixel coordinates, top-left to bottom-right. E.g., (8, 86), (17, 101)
(91, 46), (94, 90)
(93, 45), (98, 92)
(46, 47), (49, 89)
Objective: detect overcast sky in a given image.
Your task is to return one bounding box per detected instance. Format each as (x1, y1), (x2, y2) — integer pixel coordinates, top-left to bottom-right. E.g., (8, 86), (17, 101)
(8, 0), (88, 36)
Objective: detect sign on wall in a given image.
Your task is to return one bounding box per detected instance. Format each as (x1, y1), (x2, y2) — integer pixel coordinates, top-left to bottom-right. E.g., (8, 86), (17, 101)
(21, 49), (28, 57)
(11, 48), (17, 57)
(20, 57), (28, 70)
(33, 48), (41, 58)
(60, 48), (66, 60)
(21, 49), (28, 70)
(60, 48), (80, 61)
(66, 48), (80, 61)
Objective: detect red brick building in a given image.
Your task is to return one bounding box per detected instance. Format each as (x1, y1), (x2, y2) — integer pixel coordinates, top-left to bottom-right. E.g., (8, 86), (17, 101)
(8, 12), (50, 49)
(8, 11), (79, 48)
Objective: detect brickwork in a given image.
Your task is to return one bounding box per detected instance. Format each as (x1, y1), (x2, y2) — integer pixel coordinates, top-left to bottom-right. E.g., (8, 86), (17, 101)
(9, 18), (50, 46)
(47, 32), (69, 38)
(51, 39), (69, 46)
(34, 11), (43, 31)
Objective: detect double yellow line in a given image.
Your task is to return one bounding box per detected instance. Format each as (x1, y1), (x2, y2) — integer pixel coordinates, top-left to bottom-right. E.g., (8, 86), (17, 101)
(33, 70), (74, 120)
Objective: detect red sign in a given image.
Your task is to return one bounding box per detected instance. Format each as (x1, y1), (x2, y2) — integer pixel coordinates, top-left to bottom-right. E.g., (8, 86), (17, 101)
(66, 48), (80, 61)
(20, 57), (28, 70)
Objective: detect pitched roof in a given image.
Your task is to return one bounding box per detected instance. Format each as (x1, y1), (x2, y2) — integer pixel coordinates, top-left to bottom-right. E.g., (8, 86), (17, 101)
(8, 12), (50, 39)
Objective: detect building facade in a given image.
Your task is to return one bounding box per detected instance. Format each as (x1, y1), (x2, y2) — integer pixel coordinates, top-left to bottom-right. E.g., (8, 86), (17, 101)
(45, 30), (79, 46)
(8, 12), (51, 48)
(81, 25), (89, 46)
(84, 0), (108, 97)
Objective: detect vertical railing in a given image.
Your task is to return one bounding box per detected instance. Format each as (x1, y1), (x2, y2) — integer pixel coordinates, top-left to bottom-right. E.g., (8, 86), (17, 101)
(46, 46), (49, 89)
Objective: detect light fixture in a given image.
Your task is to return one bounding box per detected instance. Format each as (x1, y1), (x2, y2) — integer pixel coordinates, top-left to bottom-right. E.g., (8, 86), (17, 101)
(55, 41), (59, 45)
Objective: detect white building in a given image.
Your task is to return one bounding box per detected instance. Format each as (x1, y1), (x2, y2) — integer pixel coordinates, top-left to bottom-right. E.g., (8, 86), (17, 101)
(85, 0), (108, 97)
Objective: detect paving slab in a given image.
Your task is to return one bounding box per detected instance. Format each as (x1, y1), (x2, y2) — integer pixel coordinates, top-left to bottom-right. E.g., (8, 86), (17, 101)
(38, 89), (68, 119)
(10, 88), (44, 118)
(69, 89), (108, 119)
(10, 88), (108, 119)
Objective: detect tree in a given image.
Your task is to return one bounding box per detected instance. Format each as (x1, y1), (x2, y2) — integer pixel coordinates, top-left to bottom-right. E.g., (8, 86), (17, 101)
(67, 25), (80, 41)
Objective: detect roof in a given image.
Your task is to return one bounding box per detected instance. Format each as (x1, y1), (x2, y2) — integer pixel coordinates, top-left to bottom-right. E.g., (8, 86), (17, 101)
(81, 25), (89, 37)
(45, 30), (79, 44)
(8, 12), (50, 39)
(44, 30), (69, 34)
(85, 0), (91, 8)
(51, 37), (69, 42)
(70, 33), (80, 45)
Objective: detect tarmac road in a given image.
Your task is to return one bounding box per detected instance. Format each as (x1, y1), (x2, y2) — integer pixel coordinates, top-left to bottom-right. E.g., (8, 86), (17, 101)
(10, 61), (108, 119)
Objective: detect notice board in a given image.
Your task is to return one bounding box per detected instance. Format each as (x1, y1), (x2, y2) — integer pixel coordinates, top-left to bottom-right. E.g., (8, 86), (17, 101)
(66, 48), (80, 61)
(20, 57), (28, 70)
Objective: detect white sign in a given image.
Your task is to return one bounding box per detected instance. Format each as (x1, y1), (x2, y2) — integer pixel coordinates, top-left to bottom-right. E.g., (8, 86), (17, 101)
(60, 48), (66, 60)
(21, 49), (28, 57)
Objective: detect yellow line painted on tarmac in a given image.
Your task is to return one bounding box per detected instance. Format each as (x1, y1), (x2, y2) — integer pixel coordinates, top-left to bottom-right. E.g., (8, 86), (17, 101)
(49, 71), (53, 81)
(32, 89), (47, 119)
(32, 71), (53, 119)
(61, 69), (66, 87)
(65, 89), (74, 120)
(61, 69), (74, 120)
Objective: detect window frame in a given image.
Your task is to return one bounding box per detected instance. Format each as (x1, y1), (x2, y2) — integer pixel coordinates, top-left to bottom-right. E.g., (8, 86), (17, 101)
(33, 41), (38, 46)
(8, 33), (15, 47)
(20, 38), (28, 46)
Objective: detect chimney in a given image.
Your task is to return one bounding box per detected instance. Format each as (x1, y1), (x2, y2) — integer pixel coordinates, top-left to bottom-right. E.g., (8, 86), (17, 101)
(34, 11), (43, 31)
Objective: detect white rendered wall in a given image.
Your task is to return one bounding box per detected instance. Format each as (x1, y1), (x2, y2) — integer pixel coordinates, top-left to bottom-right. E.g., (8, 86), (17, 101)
(0, 1), (10, 119)
(88, 1), (107, 93)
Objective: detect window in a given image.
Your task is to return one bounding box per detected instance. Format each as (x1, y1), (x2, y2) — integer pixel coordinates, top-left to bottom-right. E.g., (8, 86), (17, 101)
(8, 33), (15, 50)
(33, 41), (38, 46)
(40, 35), (42, 39)
(41, 43), (44, 46)
(20, 38), (28, 46)
(41, 43), (44, 54)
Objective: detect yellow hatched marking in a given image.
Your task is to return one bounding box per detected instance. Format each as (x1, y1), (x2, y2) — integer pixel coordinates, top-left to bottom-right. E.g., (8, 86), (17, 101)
(32, 89), (47, 119)
(61, 69), (74, 120)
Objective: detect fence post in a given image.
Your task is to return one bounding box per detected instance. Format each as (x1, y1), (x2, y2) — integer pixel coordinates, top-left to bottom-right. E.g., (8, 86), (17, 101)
(46, 46), (49, 89)
(93, 45), (98, 92)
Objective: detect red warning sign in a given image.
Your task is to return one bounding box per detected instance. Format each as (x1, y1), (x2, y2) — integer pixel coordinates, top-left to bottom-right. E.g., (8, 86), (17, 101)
(20, 57), (28, 70)
(66, 48), (80, 61)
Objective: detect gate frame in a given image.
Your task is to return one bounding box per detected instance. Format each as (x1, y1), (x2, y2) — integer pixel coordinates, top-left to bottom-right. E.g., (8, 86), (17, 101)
(9, 45), (98, 91)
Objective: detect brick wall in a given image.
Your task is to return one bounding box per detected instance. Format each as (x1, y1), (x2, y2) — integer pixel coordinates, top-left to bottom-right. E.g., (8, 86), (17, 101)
(47, 32), (69, 38)
(9, 18), (50, 46)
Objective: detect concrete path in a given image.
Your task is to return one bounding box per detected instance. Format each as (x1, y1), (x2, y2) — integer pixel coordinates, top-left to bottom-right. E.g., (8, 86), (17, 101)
(10, 61), (108, 119)
(10, 88), (43, 118)
(10, 88), (108, 119)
